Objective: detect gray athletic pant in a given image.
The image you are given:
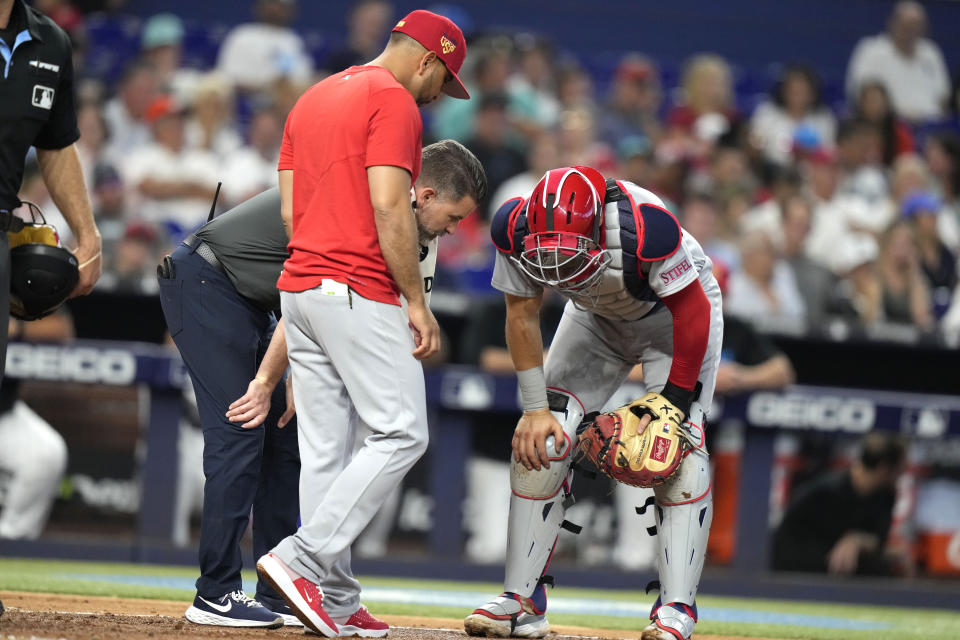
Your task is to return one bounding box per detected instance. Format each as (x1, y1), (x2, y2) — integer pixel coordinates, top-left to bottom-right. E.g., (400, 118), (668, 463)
(273, 283), (429, 617)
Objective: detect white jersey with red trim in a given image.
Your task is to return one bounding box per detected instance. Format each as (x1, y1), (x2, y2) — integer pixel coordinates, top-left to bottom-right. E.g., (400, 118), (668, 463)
(491, 180), (715, 322)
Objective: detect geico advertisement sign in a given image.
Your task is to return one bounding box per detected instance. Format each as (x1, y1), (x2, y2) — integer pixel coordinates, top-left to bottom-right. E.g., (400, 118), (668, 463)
(5, 343), (137, 385)
(746, 392), (875, 432)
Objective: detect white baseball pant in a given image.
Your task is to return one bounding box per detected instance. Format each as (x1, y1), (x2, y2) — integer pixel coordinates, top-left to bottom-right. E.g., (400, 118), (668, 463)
(273, 281), (428, 618)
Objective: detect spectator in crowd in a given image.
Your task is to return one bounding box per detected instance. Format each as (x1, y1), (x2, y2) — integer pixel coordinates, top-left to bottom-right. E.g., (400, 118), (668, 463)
(616, 135), (656, 189)
(98, 221), (161, 294)
(268, 75), (314, 124)
(222, 106), (284, 206)
(463, 92), (526, 212)
(215, 0), (313, 92)
(799, 146), (871, 272)
(750, 64), (837, 166)
(725, 228), (807, 322)
(554, 60), (595, 112)
(662, 54), (738, 162)
(90, 164), (127, 257)
(924, 133), (960, 228)
(835, 119), (890, 221)
(489, 132), (558, 216)
(185, 73), (242, 162)
(845, 0), (950, 123)
(741, 164), (803, 246)
(122, 95), (219, 232)
(323, 0), (393, 73)
(140, 12), (199, 101)
(75, 101), (114, 189)
(557, 106), (617, 173)
(103, 61), (159, 158)
(852, 81), (915, 166)
(0, 311), (73, 539)
(884, 151), (960, 254)
(779, 194), (836, 323)
(772, 432), (907, 576)
(432, 45), (511, 142)
(902, 192), (957, 315)
(506, 34), (561, 139)
(699, 142), (757, 205)
(878, 220), (934, 329)
(598, 54), (663, 149)
(832, 233), (883, 326)
(679, 191), (739, 271)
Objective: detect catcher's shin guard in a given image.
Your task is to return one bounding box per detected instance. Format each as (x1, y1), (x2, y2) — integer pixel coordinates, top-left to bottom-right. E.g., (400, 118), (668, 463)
(503, 388), (584, 598)
(651, 403), (712, 608)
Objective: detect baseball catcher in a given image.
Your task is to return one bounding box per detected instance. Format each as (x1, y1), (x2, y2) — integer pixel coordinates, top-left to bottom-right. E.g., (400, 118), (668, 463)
(463, 166), (722, 640)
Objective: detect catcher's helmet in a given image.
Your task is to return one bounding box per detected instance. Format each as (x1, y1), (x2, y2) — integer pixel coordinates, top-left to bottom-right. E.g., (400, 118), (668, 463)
(7, 204), (79, 321)
(519, 166), (610, 293)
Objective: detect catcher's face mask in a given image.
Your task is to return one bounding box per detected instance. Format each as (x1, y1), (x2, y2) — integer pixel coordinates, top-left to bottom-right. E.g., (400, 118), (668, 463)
(518, 166), (610, 294)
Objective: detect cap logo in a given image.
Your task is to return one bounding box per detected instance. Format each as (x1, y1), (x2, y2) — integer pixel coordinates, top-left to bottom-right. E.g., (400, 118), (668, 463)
(440, 35), (456, 55)
(395, 19), (406, 27)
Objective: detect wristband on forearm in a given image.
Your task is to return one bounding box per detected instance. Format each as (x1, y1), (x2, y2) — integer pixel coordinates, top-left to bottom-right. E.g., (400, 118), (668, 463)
(517, 365), (549, 412)
(660, 380), (701, 419)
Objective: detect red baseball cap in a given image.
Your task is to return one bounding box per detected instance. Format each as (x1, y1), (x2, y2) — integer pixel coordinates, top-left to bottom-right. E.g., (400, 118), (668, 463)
(392, 9), (469, 99)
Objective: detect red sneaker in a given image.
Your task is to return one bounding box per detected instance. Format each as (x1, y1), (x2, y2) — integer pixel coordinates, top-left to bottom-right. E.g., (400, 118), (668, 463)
(335, 605), (389, 638)
(255, 553), (338, 637)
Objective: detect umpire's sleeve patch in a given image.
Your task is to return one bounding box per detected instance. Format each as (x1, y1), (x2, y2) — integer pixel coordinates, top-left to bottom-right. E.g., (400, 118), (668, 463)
(491, 197), (526, 254)
(637, 204), (682, 262)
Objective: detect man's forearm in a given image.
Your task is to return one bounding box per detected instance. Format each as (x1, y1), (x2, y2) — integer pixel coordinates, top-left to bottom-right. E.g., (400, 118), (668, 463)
(505, 295), (545, 371)
(279, 169), (293, 239)
(35, 145), (98, 246)
(375, 204), (424, 306)
(254, 319), (289, 388)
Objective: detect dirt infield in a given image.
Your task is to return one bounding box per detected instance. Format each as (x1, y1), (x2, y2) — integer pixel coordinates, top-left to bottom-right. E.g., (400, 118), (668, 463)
(0, 591), (767, 640)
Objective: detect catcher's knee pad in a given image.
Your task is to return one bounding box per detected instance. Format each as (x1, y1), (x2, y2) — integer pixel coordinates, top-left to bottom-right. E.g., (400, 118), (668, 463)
(504, 388), (584, 598)
(651, 441), (712, 607)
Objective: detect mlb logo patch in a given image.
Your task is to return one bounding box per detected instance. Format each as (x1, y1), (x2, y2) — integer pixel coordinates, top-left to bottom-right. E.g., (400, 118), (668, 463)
(32, 85), (55, 109)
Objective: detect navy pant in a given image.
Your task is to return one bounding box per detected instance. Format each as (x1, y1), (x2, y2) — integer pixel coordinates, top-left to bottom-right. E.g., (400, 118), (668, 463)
(159, 243), (299, 607)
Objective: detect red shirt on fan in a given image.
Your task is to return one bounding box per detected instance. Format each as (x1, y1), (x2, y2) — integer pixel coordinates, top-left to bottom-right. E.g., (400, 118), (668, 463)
(277, 65), (422, 305)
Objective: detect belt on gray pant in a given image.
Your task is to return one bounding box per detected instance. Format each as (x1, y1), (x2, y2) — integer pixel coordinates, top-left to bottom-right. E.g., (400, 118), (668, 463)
(183, 233), (226, 276)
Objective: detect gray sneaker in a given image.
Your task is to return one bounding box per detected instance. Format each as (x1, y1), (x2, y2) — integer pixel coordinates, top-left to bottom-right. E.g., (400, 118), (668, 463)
(464, 594), (549, 638)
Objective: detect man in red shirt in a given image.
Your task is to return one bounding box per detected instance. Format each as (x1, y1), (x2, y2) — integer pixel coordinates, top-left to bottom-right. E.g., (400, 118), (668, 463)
(255, 9), (470, 638)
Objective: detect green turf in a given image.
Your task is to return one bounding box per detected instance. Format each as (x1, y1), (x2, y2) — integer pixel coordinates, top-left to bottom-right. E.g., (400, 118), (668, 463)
(1, 557), (959, 639)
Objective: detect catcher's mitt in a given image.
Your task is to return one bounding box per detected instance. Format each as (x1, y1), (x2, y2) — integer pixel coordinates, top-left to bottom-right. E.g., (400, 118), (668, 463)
(576, 392), (689, 488)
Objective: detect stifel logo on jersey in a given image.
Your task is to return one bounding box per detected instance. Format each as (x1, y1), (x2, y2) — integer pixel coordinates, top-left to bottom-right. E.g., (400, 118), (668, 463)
(440, 35), (456, 54)
(660, 258), (691, 285)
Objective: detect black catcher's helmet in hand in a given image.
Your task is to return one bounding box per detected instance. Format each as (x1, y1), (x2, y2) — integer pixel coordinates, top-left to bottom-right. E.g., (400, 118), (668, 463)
(7, 203), (79, 321)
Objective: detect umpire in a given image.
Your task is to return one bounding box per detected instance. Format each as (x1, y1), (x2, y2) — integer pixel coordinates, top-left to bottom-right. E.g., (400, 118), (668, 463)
(0, 0), (102, 381)
(0, 2), (100, 620)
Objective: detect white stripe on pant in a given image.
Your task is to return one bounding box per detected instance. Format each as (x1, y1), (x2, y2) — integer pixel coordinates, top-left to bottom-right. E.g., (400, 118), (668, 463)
(273, 284), (428, 618)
